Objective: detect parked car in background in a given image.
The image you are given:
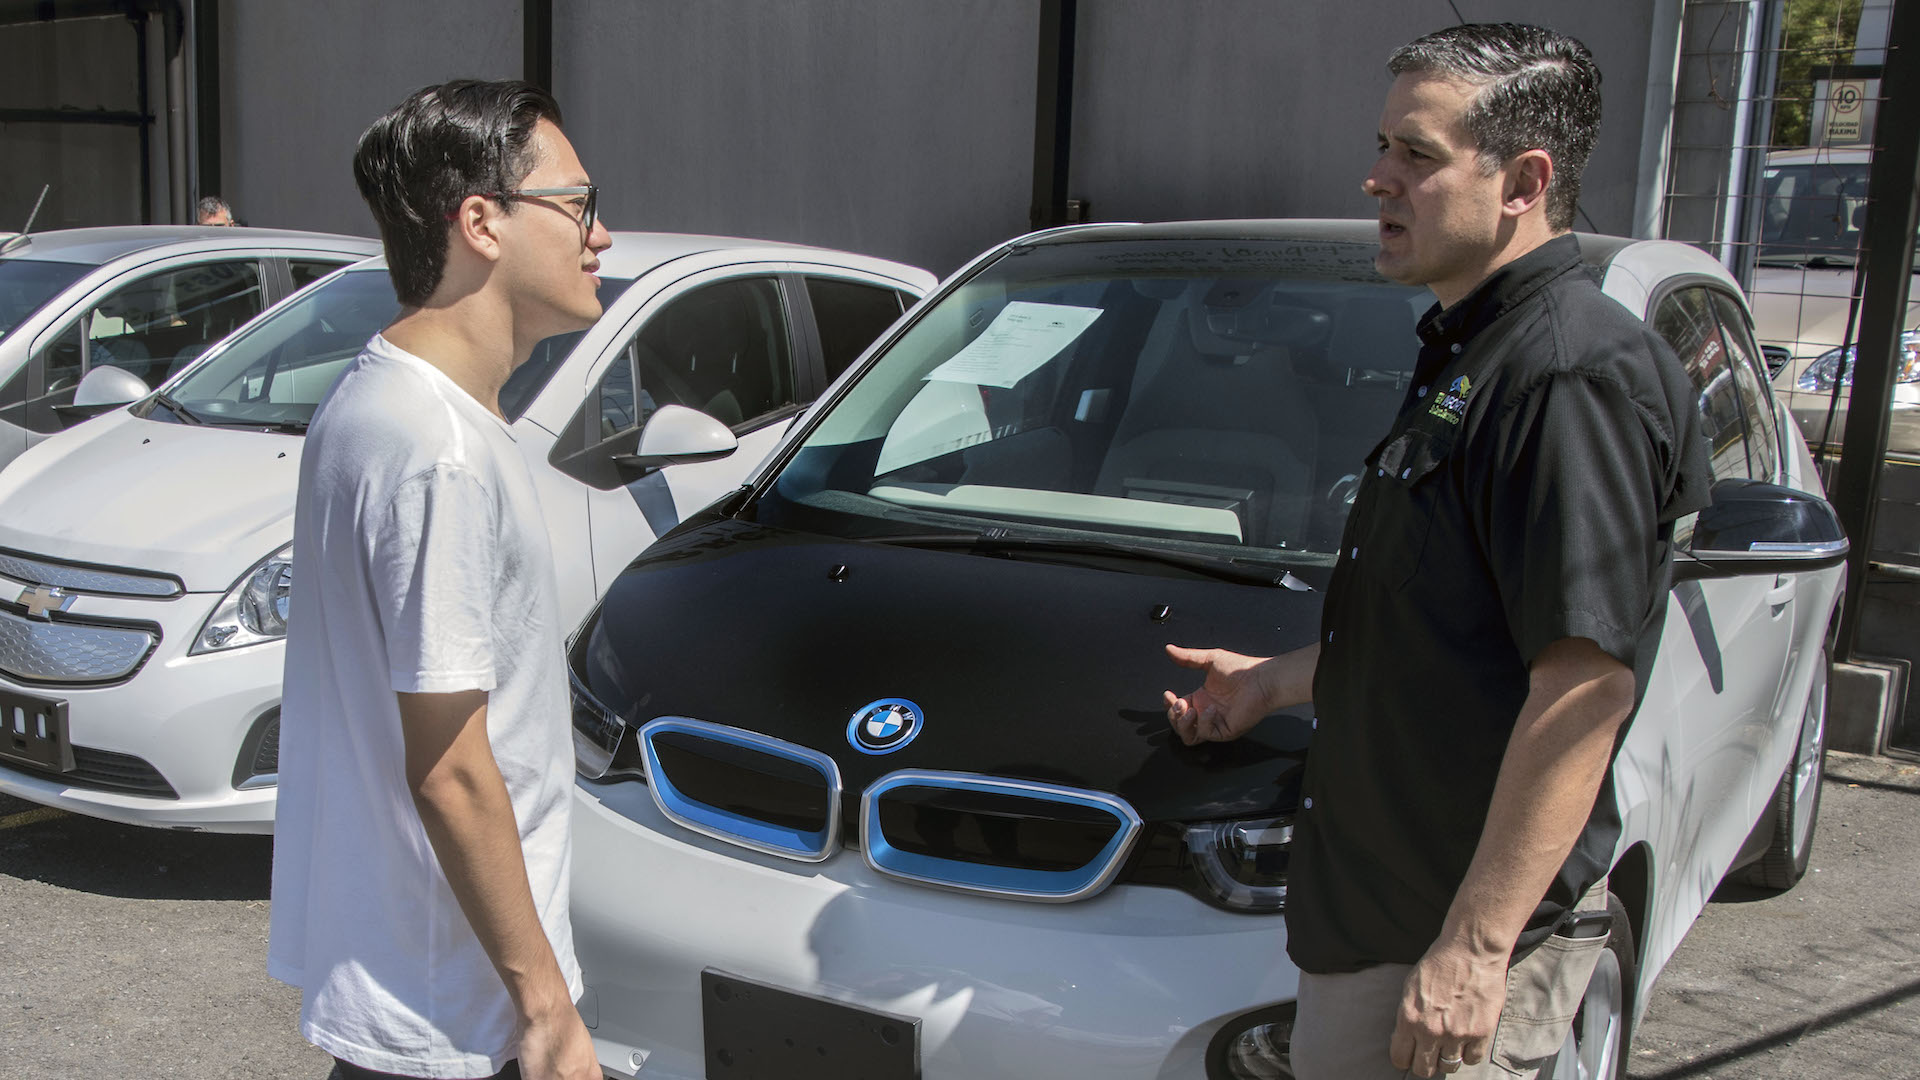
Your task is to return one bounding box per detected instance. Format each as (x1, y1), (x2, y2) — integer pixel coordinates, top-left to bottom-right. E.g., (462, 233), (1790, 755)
(0, 233), (933, 833)
(1750, 147), (1920, 455)
(0, 226), (382, 473)
(565, 220), (1844, 1080)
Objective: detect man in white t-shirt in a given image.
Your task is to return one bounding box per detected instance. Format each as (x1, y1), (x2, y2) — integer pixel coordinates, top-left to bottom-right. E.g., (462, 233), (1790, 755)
(268, 80), (611, 1080)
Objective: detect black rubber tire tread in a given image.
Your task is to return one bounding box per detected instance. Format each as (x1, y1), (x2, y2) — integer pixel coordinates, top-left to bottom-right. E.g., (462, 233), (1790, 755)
(1739, 650), (1826, 891)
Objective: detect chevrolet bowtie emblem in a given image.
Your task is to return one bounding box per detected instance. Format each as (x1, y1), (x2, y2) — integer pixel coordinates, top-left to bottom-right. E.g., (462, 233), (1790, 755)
(18, 585), (74, 621)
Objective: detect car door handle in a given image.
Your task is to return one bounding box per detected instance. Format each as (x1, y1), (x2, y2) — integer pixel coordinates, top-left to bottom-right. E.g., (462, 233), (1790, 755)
(1767, 574), (1796, 615)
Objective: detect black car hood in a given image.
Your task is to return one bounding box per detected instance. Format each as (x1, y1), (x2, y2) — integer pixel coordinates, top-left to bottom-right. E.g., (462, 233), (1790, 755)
(578, 518), (1322, 824)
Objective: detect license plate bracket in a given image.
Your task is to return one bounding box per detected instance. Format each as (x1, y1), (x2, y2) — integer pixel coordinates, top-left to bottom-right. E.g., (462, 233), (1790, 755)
(702, 968), (919, 1080)
(0, 688), (73, 772)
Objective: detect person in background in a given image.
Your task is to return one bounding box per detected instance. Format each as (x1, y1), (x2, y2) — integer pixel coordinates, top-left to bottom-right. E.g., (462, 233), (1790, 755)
(196, 195), (236, 226)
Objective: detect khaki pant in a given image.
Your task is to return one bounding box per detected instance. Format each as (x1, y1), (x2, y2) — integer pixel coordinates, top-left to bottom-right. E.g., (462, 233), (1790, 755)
(1291, 884), (1610, 1080)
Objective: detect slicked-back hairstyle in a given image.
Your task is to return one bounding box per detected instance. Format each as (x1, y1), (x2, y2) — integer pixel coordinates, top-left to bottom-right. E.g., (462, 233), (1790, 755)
(1388, 23), (1601, 232)
(196, 196), (233, 222)
(351, 80), (563, 307)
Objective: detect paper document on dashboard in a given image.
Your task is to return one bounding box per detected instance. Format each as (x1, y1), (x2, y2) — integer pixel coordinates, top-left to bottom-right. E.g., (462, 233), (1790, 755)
(925, 301), (1103, 389)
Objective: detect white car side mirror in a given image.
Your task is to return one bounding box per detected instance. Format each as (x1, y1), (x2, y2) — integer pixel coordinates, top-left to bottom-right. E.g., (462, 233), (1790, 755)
(614, 404), (738, 475)
(72, 364), (150, 408)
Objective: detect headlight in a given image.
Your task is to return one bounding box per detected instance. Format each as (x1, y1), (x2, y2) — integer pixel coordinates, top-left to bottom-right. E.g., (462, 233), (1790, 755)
(1797, 331), (1920, 392)
(1183, 815), (1293, 913)
(1206, 1002), (1297, 1080)
(192, 545), (293, 654)
(569, 666), (629, 779)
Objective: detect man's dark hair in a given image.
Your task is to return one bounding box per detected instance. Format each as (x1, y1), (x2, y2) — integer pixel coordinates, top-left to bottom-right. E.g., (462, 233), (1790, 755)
(352, 80), (563, 307)
(1388, 23), (1601, 232)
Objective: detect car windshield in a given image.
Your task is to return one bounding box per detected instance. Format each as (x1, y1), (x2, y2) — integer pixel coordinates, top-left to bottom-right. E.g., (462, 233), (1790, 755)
(757, 238), (1430, 569)
(1758, 160), (1920, 263)
(0, 258), (89, 339)
(159, 268), (631, 428)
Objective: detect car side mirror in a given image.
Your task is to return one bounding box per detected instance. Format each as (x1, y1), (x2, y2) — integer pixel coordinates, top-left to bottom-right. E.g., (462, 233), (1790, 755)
(52, 364), (150, 427)
(1683, 478), (1849, 576)
(612, 404), (738, 478)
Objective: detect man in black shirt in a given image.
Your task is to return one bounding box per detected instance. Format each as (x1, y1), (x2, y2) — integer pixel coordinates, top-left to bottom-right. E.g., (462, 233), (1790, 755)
(1163, 23), (1710, 1080)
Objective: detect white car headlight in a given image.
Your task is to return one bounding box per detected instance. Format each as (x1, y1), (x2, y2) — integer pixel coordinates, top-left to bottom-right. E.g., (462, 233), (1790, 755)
(1797, 330), (1920, 393)
(192, 545), (293, 654)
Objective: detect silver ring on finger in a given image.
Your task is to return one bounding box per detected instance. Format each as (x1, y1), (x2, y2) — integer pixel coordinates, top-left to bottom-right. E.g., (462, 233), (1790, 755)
(1439, 1052), (1465, 1072)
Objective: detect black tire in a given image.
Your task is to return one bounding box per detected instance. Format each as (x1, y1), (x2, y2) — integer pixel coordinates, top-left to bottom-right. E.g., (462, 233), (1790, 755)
(1740, 649), (1828, 891)
(1545, 892), (1637, 1080)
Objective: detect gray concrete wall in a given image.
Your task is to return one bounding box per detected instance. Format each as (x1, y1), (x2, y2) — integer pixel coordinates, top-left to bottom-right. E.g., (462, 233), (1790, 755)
(9, 2), (1675, 269)
(556, 0), (1038, 276)
(1070, 2), (1659, 237)
(0, 17), (146, 230)
(218, 0), (520, 237)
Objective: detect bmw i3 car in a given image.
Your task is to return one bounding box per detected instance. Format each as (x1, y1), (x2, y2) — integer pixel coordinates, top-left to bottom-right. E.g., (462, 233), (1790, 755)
(0, 226), (382, 474)
(0, 233), (931, 832)
(566, 220), (1845, 1080)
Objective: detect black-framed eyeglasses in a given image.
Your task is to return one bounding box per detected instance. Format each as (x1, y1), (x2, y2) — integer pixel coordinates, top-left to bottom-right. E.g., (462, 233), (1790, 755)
(484, 184), (598, 234)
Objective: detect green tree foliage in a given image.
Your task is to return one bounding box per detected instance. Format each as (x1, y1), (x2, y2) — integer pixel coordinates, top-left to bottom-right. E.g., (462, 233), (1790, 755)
(1771, 0), (1867, 148)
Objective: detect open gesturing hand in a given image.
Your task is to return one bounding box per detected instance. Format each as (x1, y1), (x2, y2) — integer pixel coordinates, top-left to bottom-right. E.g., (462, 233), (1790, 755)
(1162, 644), (1274, 745)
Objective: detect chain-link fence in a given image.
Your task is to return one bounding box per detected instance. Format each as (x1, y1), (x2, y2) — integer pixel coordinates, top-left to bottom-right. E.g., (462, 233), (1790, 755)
(1662, 0), (1920, 755)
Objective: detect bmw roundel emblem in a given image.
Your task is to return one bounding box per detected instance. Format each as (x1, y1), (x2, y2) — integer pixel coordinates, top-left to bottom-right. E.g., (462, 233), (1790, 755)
(847, 698), (924, 755)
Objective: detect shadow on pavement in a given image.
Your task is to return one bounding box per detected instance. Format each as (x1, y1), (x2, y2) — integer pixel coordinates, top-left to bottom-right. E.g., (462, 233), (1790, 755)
(1632, 975), (1920, 1080)
(1826, 773), (1920, 796)
(0, 801), (272, 901)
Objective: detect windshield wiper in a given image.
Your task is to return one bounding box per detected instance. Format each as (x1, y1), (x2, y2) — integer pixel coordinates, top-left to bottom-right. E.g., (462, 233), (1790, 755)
(196, 416), (309, 434)
(150, 391), (202, 425)
(862, 531), (1312, 589)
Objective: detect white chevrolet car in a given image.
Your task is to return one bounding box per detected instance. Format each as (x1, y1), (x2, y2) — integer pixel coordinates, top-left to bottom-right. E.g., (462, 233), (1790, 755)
(0, 233), (932, 832)
(0, 226), (382, 473)
(565, 221), (1845, 1080)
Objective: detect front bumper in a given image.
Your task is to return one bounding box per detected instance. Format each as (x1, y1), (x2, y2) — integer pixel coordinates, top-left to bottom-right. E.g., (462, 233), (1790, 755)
(573, 779), (1298, 1080)
(0, 589), (283, 833)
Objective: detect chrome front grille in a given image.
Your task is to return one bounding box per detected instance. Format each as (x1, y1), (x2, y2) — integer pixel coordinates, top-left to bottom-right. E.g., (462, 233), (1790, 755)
(639, 717), (843, 862)
(0, 549), (182, 598)
(0, 608), (157, 683)
(633, 717), (1143, 902)
(861, 770), (1143, 902)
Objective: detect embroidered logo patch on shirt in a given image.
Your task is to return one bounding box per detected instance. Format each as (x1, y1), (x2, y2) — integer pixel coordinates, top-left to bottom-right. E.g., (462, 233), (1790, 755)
(1428, 374), (1472, 425)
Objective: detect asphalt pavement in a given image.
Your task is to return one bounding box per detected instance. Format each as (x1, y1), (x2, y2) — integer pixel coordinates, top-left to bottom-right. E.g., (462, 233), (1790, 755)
(1628, 752), (1920, 1080)
(1, 756), (1916, 1079)
(0, 799), (328, 1079)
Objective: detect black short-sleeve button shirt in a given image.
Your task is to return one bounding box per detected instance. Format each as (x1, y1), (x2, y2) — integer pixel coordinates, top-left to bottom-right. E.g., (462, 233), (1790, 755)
(1286, 235), (1713, 974)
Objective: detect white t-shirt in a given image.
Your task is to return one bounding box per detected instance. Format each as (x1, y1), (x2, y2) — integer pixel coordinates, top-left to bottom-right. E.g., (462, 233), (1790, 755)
(268, 334), (579, 1078)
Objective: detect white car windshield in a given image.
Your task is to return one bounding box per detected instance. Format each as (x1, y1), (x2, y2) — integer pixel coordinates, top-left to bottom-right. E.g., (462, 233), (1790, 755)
(760, 238), (1429, 568)
(155, 268), (630, 429)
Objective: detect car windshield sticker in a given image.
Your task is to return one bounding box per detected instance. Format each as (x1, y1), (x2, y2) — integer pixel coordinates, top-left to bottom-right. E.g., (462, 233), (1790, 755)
(925, 300), (1103, 389)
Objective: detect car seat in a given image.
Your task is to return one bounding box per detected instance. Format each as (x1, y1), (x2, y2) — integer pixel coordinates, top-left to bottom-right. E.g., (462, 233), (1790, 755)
(1094, 292), (1319, 547)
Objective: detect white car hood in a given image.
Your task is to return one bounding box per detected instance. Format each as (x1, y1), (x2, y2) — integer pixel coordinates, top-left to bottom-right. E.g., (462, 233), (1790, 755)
(0, 410), (300, 592)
